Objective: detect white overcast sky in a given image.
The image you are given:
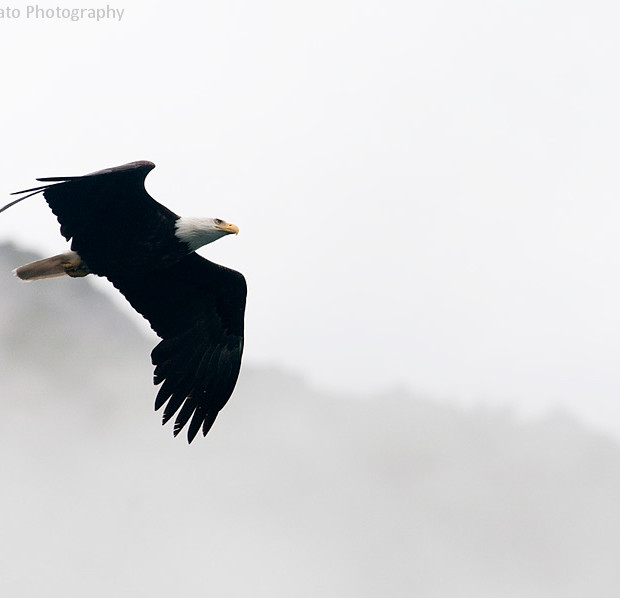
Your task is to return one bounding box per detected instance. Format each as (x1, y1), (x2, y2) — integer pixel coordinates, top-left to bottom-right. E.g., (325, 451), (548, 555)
(1, 0), (620, 435)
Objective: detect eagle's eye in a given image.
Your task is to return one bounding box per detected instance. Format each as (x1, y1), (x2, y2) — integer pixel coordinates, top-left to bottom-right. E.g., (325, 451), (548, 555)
(214, 219), (223, 226)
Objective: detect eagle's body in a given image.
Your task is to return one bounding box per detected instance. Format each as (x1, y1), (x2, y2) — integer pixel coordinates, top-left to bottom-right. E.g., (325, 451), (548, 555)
(2, 161), (246, 442)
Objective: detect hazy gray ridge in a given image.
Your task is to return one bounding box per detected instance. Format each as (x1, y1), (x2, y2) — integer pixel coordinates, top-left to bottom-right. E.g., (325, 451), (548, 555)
(0, 242), (619, 597)
(0, 243), (148, 356)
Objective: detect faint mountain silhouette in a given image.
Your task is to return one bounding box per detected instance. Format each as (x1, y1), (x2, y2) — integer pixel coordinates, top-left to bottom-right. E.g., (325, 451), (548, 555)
(0, 242), (619, 598)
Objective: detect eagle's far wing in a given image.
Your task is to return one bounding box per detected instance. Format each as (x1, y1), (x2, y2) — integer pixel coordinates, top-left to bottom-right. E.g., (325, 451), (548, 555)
(109, 252), (247, 442)
(8, 161), (183, 277)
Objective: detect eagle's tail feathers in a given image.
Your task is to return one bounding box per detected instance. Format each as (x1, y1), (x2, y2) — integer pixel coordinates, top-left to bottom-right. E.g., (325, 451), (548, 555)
(13, 251), (90, 281)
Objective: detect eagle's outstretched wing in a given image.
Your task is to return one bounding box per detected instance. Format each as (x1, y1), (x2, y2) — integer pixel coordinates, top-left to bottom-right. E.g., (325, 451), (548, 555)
(111, 252), (246, 442)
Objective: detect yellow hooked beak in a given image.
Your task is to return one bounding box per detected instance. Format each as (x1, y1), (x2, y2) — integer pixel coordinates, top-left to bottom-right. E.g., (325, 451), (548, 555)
(215, 221), (239, 235)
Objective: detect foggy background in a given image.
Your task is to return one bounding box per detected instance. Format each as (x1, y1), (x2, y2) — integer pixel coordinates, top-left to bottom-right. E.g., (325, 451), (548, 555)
(2, 243), (620, 597)
(1, 1), (620, 595)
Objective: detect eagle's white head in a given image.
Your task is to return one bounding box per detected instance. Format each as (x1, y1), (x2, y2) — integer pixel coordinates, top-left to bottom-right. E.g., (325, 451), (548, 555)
(175, 217), (239, 252)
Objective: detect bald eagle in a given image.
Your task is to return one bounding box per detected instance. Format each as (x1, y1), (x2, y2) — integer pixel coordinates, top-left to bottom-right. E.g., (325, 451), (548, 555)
(1, 161), (246, 443)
